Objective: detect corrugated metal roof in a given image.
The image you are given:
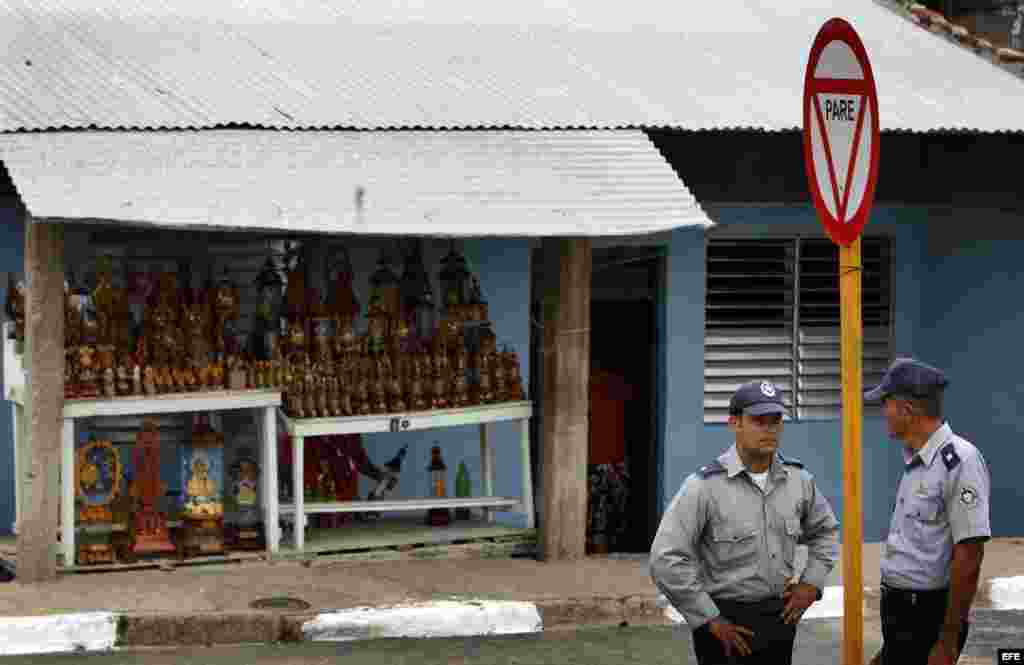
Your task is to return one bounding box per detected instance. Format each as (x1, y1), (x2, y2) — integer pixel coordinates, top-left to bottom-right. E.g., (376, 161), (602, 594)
(1, 0), (1023, 133)
(0, 129), (712, 236)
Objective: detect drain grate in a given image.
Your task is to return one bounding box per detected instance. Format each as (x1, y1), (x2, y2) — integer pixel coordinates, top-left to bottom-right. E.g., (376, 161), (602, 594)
(249, 596), (311, 611)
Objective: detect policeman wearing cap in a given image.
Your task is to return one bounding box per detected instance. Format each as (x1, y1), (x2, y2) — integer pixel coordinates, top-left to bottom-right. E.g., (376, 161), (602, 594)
(650, 379), (839, 664)
(866, 358), (991, 665)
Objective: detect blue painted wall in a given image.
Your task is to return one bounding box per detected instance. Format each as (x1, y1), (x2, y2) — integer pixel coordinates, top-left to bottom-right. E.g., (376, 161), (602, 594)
(921, 237), (1023, 540)
(0, 199), (24, 536)
(659, 205), (930, 543)
(360, 238), (533, 527)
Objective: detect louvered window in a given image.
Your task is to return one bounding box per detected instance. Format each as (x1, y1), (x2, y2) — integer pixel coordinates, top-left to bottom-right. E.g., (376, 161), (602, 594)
(704, 237), (893, 423)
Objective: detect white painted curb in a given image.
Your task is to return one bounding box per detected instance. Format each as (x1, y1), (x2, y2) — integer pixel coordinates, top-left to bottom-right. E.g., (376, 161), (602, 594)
(987, 575), (1024, 610)
(0, 612), (118, 656)
(303, 600), (543, 642)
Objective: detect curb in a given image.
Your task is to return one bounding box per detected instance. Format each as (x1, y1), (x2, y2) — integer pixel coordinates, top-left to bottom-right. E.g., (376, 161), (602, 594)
(3, 577), (1024, 656)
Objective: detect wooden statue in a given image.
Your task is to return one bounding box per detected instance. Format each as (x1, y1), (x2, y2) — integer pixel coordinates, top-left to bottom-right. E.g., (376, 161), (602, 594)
(450, 347), (470, 407)
(181, 302), (211, 369)
(115, 361), (133, 396)
(76, 346), (100, 399)
(131, 419), (175, 555)
(92, 257), (117, 347)
(143, 366), (158, 395)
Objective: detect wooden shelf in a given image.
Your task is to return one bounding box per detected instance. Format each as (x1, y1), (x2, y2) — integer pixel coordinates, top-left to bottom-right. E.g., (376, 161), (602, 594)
(62, 388), (281, 418)
(280, 496), (522, 515)
(278, 400), (532, 438)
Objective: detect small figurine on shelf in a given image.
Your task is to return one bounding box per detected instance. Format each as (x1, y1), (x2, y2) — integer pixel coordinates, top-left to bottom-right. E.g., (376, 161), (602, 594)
(426, 445), (451, 526)
(76, 345), (100, 399)
(503, 346), (525, 401)
(115, 360), (133, 396)
(451, 346), (470, 407)
(132, 363), (142, 395)
(455, 461), (472, 521)
(143, 366), (158, 396)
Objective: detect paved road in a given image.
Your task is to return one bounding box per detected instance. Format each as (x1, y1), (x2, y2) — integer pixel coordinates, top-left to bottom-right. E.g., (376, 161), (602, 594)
(6, 611), (1023, 664)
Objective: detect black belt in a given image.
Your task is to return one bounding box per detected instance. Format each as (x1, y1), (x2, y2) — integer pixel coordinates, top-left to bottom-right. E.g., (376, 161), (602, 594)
(880, 583), (948, 606)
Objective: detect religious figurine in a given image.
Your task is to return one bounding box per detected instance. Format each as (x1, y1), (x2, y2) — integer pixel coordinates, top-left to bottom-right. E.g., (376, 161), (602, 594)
(504, 347), (525, 400)
(299, 370), (315, 418)
(132, 364), (142, 395)
(286, 319), (306, 361)
(181, 302), (211, 369)
(99, 364), (115, 397)
(291, 379), (306, 419)
(75, 438), (122, 564)
(211, 269), (241, 356)
(316, 458), (336, 502)
(354, 368), (371, 416)
(388, 367), (407, 413)
(92, 256), (117, 347)
(65, 282), (82, 348)
(115, 361), (133, 396)
(131, 419), (175, 555)
(227, 451), (263, 550)
(143, 366), (158, 395)
(157, 365), (175, 394)
(227, 357), (247, 391)
(64, 349), (79, 399)
(180, 418), (226, 557)
(76, 345), (100, 399)
(208, 362), (225, 390)
(451, 347), (470, 407)
(326, 376), (341, 417)
(476, 353), (495, 404)
(492, 351), (508, 402)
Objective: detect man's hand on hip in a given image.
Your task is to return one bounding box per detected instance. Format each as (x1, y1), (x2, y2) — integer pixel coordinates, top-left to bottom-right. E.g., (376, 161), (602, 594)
(707, 617), (756, 658)
(781, 582), (819, 624)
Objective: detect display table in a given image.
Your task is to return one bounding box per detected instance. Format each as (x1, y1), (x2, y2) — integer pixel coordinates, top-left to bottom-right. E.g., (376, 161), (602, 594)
(2, 325), (282, 566)
(276, 400), (534, 552)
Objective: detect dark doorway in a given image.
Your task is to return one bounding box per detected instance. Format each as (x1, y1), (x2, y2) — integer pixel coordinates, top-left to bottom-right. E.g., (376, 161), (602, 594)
(529, 245), (662, 554)
(589, 248), (661, 553)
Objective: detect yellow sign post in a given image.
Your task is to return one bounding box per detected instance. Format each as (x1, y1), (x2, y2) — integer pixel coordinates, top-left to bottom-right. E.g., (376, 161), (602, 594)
(802, 18), (880, 665)
(840, 238), (864, 665)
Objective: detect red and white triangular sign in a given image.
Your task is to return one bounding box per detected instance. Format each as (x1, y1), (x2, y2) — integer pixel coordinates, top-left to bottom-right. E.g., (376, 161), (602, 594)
(803, 19), (880, 247)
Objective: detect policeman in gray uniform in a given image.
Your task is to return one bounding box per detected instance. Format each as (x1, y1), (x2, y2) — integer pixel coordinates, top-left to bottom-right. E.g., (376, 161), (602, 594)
(650, 379), (840, 664)
(865, 358), (991, 665)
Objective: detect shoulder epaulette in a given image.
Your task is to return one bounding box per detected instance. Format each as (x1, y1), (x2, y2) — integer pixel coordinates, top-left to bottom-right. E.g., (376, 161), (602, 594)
(940, 442), (961, 471)
(697, 461), (726, 478)
(779, 454), (804, 469)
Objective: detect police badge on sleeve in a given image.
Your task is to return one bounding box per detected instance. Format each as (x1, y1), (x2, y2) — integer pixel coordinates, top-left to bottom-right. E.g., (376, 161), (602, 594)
(959, 486), (979, 507)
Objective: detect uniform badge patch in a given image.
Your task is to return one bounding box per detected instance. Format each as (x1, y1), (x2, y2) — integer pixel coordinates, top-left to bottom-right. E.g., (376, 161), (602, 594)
(760, 381), (777, 397)
(960, 486), (979, 506)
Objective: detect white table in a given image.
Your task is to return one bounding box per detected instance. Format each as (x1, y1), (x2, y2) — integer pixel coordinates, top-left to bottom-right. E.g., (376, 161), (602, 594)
(276, 400), (535, 552)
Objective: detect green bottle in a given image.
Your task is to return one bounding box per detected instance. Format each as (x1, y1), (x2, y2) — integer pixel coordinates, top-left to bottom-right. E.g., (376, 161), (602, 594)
(455, 462), (471, 520)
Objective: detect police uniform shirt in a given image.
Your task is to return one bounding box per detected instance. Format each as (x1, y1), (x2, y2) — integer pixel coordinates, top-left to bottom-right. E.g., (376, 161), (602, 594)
(881, 422), (992, 591)
(649, 445), (840, 629)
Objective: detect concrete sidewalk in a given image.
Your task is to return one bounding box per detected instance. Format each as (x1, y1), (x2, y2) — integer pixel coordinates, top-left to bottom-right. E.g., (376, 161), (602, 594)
(1, 538), (1023, 655)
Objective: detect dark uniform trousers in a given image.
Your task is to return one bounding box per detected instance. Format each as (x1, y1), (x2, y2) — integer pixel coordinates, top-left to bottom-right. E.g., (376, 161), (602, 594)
(880, 584), (969, 665)
(692, 597), (797, 665)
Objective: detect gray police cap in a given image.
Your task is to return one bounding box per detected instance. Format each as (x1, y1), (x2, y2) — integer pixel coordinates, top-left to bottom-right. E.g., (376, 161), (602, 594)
(864, 357), (949, 402)
(730, 380), (787, 416)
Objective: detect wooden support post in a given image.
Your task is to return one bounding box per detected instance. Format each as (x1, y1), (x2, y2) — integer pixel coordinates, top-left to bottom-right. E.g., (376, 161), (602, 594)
(539, 237), (591, 561)
(18, 221), (65, 582)
(840, 237), (864, 665)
